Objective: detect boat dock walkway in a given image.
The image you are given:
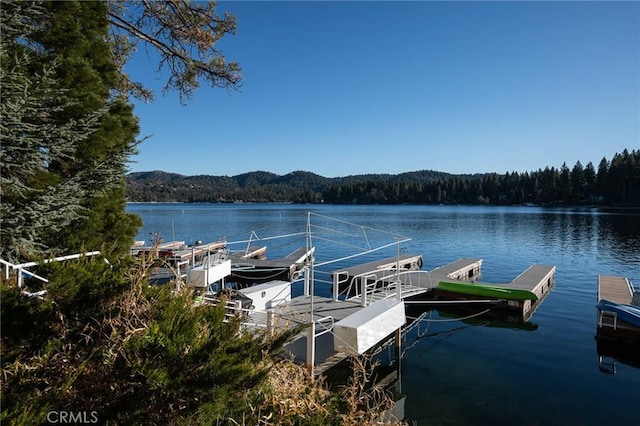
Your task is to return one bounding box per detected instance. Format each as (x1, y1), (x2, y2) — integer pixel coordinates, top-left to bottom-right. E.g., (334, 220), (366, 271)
(333, 254), (424, 279)
(598, 275), (634, 304)
(132, 240), (227, 265)
(431, 263), (556, 321)
(596, 275), (640, 342)
(263, 295), (366, 375)
(331, 253), (425, 301)
(509, 264), (556, 320)
(431, 257), (483, 281)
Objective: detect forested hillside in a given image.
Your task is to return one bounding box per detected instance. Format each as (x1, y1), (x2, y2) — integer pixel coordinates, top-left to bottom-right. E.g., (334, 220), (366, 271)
(126, 149), (640, 206)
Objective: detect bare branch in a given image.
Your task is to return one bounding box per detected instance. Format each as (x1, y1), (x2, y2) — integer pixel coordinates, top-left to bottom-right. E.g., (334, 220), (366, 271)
(107, 0), (242, 104)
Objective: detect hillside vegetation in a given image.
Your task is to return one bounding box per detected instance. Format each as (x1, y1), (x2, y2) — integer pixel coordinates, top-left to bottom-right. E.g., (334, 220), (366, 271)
(126, 149), (640, 206)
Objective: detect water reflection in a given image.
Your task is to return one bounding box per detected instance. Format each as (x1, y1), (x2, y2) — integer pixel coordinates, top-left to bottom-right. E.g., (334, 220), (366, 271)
(405, 304), (539, 332)
(596, 338), (640, 375)
(597, 214), (640, 260)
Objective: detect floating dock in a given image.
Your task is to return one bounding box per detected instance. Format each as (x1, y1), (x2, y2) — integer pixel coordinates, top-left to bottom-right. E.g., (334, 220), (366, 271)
(230, 246), (315, 285)
(132, 240), (227, 265)
(432, 263), (555, 322)
(333, 254), (424, 279)
(508, 264), (556, 321)
(431, 257), (483, 281)
(596, 275), (640, 342)
(331, 254), (424, 298)
(240, 258), (494, 376)
(207, 256), (556, 376)
(598, 275), (634, 305)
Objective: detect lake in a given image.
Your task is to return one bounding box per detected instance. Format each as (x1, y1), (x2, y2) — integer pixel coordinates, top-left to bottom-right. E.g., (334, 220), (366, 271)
(126, 203), (640, 425)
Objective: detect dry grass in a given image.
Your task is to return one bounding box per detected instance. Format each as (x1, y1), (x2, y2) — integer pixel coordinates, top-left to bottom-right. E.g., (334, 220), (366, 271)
(242, 355), (406, 426)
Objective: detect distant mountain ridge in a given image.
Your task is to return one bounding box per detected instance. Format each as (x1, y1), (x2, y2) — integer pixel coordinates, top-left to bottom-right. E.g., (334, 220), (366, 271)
(126, 150), (640, 206)
(125, 169), (452, 203)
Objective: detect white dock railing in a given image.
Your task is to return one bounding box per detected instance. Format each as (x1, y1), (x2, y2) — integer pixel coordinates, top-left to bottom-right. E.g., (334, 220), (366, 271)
(335, 268), (435, 306)
(1, 251), (101, 290)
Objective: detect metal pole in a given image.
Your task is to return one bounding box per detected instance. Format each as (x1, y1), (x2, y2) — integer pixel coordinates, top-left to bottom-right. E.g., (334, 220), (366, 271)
(307, 321), (316, 376)
(304, 267), (310, 296)
(395, 327), (403, 394)
(396, 239), (402, 301)
(306, 212), (315, 377)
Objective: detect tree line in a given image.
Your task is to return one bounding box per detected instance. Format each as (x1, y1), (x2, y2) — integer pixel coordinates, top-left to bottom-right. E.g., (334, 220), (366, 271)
(126, 149), (640, 206)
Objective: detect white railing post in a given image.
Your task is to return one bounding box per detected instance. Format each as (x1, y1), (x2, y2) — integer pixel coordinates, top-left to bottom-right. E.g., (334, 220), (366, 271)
(267, 310), (275, 336)
(303, 267), (310, 296)
(306, 321), (316, 376)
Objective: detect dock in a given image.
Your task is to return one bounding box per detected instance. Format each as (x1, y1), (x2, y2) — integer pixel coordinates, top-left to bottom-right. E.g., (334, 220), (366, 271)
(230, 246), (315, 285)
(132, 240), (227, 266)
(169, 241), (227, 264)
(596, 275), (640, 342)
(229, 245), (267, 260)
(431, 257), (483, 281)
(241, 257), (493, 376)
(598, 275), (633, 305)
(430, 262), (555, 322)
(331, 254), (424, 298)
(509, 264), (556, 321)
(333, 254), (424, 279)
(210, 256), (556, 376)
(264, 295), (406, 377)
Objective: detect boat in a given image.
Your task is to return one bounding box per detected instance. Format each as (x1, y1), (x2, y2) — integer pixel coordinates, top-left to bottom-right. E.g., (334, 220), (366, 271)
(229, 246), (315, 286)
(596, 299), (640, 328)
(436, 280), (538, 301)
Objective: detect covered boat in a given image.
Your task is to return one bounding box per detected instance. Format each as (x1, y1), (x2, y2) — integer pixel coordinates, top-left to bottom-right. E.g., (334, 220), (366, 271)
(596, 299), (640, 328)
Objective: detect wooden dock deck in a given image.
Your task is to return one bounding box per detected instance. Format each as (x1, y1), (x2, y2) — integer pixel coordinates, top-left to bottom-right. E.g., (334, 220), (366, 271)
(334, 254), (424, 278)
(509, 264), (556, 321)
(169, 241), (227, 262)
(132, 240), (227, 266)
(430, 263), (556, 322)
(431, 257), (483, 281)
(596, 275), (639, 342)
(598, 275), (633, 304)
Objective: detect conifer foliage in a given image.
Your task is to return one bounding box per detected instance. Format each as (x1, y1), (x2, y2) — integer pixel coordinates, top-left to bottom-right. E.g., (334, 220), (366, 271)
(0, 1), (140, 261)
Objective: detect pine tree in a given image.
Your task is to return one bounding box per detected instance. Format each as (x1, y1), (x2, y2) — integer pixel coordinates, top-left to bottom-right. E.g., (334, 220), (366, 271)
(0, 1), (119, 261)
(0, 1), (143, 260)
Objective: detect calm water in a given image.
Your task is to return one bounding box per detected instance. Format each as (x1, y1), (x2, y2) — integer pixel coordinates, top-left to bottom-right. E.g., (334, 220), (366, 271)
(127, 203), (640, 425)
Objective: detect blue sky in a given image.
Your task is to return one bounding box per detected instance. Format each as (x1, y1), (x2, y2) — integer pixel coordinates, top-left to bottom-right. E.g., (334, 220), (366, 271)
(126, 1), (639, 178)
